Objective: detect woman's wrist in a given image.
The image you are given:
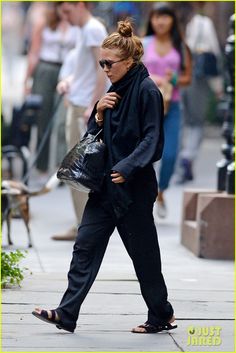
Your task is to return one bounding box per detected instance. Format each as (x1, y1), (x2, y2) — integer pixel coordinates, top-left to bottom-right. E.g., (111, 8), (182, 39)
(24, 77), (33, 92)
(95, 112), (104, 125)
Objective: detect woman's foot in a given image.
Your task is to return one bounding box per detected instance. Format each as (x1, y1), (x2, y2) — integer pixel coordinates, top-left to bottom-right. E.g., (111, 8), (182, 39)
(157, 200), (167, 218)
(32, 308), (60, 325)
(33, 308), (60, 320)
(131, 315), (177, 333)
(32, 308), (74, 333)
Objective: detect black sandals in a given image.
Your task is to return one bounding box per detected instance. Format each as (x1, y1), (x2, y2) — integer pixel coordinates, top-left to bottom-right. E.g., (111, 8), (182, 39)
(32, 309), (74, 333)
(131, 322), (178, 334)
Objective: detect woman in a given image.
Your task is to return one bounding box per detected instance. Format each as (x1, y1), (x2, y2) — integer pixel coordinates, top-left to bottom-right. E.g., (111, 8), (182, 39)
(24, 2), (78, 175)
(143, 3), (192, 218)
(177, 2), (222, 184)
(32, 20), (177, 334)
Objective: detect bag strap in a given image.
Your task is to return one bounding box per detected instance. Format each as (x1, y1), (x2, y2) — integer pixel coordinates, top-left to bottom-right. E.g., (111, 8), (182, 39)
(93, 128), (103, 140)
(80, 128), (103, 143)
(104, 111), (114, 166)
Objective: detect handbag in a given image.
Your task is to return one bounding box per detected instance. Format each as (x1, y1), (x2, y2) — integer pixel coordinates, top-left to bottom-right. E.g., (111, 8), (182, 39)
(57, 129), (106, 192)
(192, 18), (218, 79)
(194, 52), (218, 78)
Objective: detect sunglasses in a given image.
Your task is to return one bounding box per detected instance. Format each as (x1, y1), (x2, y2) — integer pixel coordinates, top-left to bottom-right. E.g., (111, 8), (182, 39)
(99, 58), (127, 69)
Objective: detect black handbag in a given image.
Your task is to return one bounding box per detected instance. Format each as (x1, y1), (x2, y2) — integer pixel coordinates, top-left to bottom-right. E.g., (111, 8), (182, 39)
(57, 129), (106, 192)
(194, 52), (218, 78)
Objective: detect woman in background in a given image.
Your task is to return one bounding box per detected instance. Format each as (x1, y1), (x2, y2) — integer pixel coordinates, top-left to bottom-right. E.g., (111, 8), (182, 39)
(24, 2), (78, 177)
(143, 3), (192, 218)
(177, 2), (222, 184)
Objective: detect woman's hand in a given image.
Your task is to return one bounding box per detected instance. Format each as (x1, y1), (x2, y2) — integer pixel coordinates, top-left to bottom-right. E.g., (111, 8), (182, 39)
(24, 81), (32, 96)
(150, 74), (169, 87)
(111, 171), (125, 184)
(57, 79), (71, 95)
(165, 68), (174, 82)
(97, 92), (121, 114)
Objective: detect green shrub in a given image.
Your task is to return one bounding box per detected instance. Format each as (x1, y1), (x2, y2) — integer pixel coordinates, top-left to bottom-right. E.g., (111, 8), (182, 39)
(1, 250), (28, 288)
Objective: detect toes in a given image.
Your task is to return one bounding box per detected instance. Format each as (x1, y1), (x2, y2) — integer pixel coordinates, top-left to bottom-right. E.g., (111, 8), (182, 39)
(132, 327), (147, 333)
(34, 308), (52, 319)
(33, 308), (60, 323)
(34, 308), (41, 314)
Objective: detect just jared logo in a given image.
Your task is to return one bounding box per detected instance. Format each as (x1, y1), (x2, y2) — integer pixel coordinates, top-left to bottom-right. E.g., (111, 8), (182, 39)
(187, 325), (222, 346)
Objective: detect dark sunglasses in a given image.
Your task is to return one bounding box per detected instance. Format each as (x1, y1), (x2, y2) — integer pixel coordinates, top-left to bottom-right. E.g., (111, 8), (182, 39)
(99, 58), (127, 69)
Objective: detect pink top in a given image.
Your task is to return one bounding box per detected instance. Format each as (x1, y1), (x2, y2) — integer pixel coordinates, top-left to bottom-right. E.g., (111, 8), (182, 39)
(143, 36), (181, 102)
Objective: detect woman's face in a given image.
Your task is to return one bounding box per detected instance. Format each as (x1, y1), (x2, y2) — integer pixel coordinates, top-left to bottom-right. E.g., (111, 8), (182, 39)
(150, 13), (174, 36)
(56, 5), (66, 21)
(99, 48), (133, 84)
(46, 6), (58, 24)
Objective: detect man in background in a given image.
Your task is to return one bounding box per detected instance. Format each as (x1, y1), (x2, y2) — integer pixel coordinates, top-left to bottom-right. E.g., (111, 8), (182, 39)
(52, 1), (107, 241)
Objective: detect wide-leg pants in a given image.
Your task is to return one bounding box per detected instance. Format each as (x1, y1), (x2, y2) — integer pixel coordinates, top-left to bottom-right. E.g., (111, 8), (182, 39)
(56, 189), (174, 330)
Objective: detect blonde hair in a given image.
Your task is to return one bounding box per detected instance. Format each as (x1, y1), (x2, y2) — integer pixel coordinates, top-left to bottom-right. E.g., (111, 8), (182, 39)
(102, 20), (144, 63)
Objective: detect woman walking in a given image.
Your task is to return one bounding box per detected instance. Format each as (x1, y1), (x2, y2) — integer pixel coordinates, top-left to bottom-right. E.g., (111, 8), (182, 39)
(32, 20), (176, 334)
(24, 2), (78, 176)
(143, 3), (192, 218)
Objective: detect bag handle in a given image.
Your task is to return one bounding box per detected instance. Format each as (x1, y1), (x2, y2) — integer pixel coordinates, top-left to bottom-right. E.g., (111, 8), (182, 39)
(81, 128), (103, 143)
(93, 128), (103, 140)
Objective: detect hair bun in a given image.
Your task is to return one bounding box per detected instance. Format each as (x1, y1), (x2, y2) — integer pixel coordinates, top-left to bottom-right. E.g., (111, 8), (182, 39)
(117, 20), (133, 38)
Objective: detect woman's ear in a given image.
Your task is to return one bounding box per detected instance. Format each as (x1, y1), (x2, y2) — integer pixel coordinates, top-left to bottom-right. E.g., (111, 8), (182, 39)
(127, 57), (134, 70)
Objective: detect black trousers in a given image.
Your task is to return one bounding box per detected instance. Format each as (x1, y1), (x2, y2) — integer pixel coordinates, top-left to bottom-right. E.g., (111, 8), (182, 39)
(56, 188), (174, 330)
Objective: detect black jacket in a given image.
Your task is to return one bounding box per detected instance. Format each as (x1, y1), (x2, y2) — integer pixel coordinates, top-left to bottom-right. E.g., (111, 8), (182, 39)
(110, 76), (164, 181)
(86, 64), (164, 217)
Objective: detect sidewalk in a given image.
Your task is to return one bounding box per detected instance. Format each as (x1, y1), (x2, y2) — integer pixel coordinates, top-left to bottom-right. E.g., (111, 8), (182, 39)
(2, 136), (234, 352)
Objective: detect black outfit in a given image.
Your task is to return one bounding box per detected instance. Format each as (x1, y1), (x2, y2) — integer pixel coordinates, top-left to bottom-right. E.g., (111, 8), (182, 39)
(56, 63), (174, 331)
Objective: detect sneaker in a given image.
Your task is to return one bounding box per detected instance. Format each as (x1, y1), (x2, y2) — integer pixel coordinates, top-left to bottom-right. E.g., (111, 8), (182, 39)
(51, 227), (77, 241)
(176, 158), (194, 184)
(156, 200), (167, 218)
(174, 158), (194, 185)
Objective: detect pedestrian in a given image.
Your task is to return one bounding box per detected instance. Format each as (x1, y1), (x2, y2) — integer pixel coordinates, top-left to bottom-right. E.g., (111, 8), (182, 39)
(32, 19), (177, 334)
(176, 2), (222, 184)
(24, 2), (78, 179)
(51, 1), (108, 241)
(142, 3), (192, 218)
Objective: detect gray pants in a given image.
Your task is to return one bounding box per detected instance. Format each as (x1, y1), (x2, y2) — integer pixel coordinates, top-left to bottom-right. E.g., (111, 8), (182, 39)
(32, 61), (61, 172)
(65, 103), (88, 224)
(180, 77), (211, 161)
(48, 99), (67, 173)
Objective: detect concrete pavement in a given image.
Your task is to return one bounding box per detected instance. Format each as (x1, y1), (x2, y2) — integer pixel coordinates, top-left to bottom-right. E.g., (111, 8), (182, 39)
(1, 136), (235, 352)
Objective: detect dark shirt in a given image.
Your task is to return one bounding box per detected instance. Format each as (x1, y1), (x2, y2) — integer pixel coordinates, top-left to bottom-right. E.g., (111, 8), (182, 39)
(86, 64), (164, 218)
(110, 76), (164, 181)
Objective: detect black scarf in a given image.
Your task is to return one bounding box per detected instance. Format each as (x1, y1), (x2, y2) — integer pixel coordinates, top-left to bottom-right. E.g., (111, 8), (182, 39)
(104, 63), (149, 164)
(103, 63), (149, 218)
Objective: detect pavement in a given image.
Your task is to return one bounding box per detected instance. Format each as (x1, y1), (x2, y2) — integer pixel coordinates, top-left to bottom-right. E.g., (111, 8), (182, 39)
(1, 134), (235, 352)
